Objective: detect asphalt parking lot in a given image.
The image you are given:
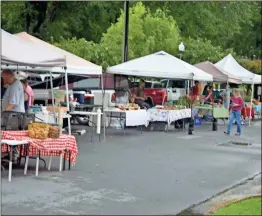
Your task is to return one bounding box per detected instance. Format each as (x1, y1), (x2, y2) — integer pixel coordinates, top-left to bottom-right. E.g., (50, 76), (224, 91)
(1, 122), (261, 215)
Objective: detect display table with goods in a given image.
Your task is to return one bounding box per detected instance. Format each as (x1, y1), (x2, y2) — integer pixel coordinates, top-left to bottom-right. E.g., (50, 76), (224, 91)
(147, 105), (191, 131)
(29, 105), (71, 129)
(1, 125), (78, 177)
(193, 104), (229, 119)
(104, 103), (148, 134)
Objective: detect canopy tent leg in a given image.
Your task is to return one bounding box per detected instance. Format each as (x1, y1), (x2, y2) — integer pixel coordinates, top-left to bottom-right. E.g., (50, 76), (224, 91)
(188, 74), (195, 135)
(212, 82), (218, 131)
(49, 71), (56, 123)
(248, 82), (254, 126)
(101, 74), (106, 141)
(64, 68), (71, 135)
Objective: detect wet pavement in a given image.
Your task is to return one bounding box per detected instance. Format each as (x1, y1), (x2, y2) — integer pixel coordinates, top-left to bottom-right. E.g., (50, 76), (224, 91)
(1, 121), (261, 215)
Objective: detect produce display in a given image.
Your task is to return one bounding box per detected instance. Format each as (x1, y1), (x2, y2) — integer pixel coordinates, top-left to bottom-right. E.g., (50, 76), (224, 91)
(49, 126), (60, 138)
(117, 103), (140, 110)
(28, 122), (62, 139)
(156, 104), (186, 110)
(177, 95), (194, 107)
(195, 103), (223, 108)
(28, 122), (50, 140)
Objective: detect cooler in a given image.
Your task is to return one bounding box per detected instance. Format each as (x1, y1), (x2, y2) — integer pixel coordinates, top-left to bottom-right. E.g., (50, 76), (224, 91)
(73, 91), (86, 104)
(84, 94), (95, 105)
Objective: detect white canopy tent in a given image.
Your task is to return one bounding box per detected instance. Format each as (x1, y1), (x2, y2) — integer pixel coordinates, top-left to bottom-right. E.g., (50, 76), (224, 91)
(1, 30), (104, 136)
(1, 29), (66, 67)
(13, 32), (102, 75)
(195, 61), (242, 84)
(107, 51), (213, 81)
(215, 54), (261, 84)
(215, 54), (261, 126)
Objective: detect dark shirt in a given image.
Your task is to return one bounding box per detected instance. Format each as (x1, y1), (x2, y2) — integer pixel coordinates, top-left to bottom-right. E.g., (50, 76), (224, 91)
(24, 92), (30, 112)
(1, 87), (7, 99)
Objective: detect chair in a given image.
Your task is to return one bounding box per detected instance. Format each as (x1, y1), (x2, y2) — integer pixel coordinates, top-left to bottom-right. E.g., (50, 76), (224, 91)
(1, 140), (29, 182)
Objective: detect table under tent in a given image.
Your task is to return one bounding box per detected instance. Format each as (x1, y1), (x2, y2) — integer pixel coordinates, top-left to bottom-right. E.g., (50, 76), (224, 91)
(194, 61), (242, 125)
(215, 54), (262, 125)
(1, 29), (81, 181)
(105, 51), (213, 133)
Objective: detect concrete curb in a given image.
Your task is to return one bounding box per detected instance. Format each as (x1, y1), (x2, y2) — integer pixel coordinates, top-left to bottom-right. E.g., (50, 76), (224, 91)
(205, 194), (262, 215)
(177, 171), (261, 215)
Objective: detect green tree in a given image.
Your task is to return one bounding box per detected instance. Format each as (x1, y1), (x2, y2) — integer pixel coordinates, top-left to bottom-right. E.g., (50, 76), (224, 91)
(181, 37), (232, 64)
(99, 2), (181, 66)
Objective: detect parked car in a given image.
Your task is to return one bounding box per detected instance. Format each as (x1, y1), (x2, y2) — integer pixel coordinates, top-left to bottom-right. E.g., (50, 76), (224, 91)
(131, 81), (162, 88)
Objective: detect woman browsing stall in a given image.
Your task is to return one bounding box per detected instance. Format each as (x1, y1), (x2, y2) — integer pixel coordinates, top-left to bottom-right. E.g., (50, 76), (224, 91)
(21, 79), (30, 112)
(224, 89), (244, 136)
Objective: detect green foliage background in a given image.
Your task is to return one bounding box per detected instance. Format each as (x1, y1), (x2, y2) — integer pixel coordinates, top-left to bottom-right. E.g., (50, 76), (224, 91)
(1, 1), (261, 73)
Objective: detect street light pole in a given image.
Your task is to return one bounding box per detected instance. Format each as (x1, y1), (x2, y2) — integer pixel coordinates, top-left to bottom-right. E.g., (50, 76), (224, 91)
(122, 0), (129, 63)
(178, 42), (185, 60)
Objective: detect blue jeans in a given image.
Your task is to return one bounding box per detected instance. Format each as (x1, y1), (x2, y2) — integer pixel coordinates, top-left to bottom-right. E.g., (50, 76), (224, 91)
(227, 110), (241, 134)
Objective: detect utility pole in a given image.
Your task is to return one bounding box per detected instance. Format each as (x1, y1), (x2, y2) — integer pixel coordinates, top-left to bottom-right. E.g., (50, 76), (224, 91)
(122, 1), (129, 63)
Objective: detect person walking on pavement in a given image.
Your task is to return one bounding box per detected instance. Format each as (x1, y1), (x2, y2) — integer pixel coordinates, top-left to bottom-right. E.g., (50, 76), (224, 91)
(224, 89), (244, 136)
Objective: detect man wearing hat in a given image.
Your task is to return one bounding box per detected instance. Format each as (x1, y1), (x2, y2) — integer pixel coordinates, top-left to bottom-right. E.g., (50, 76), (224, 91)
(2, 70), (25, 162)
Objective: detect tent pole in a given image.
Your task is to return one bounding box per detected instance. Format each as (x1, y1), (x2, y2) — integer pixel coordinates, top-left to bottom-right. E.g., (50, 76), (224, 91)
(64, 67), (71, 135)
(49, 71), (56, 124)
(101, 74), (106, 141)
(188, 74), (195, 135)
(212, 81), (218, 131)
(249, 81), (254, 126)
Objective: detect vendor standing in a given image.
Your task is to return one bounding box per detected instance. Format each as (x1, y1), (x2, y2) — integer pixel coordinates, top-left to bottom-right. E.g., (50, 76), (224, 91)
(220, 84), (231, 109)
(2, 70), (25, 112)
(2, 70), (25, 162)
(134, 79), (151, 109)
(204, 85), (214, 104)
(190, 81), (200, 103)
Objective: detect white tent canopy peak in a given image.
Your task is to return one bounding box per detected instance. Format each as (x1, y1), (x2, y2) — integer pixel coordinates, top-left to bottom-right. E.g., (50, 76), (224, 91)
(107, 51), (213, 81)
(215, 54), (261, 84)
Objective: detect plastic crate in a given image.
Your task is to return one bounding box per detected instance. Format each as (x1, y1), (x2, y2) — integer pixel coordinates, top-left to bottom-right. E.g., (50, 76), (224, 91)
(194, 116), (202, 126)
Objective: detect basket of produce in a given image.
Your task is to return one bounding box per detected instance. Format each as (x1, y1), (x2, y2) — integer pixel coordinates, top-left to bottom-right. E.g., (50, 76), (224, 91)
(28, 122), (50, 139)
(48, 125), (60, 138)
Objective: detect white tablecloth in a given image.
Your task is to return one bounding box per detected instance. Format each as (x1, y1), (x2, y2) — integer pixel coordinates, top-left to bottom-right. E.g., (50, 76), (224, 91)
(105, 108), (148, 127)
(126, 110), (148, 126)
(147, 108), (191, 126)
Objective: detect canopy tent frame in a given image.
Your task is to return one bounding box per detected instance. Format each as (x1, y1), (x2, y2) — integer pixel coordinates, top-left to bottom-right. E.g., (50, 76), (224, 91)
(106, 52), (214, 135)
(2, 64), (105, 137)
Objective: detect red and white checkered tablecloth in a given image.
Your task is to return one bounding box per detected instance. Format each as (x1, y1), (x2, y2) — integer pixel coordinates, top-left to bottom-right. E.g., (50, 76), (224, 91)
(1, 130), (78, 164)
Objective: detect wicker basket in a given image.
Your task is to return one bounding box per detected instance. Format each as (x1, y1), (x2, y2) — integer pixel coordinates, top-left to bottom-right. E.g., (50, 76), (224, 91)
(28, 122), (50, 139)
(48, 126), (60, 138)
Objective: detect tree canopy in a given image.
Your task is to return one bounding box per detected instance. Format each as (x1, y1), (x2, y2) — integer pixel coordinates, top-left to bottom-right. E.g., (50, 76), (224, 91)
(1, 1), (261, 73)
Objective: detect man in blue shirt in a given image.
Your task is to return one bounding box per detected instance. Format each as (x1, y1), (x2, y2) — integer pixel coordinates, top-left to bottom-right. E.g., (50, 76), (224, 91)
(2, 70), (25, 112)
(2, 70), (25, 162)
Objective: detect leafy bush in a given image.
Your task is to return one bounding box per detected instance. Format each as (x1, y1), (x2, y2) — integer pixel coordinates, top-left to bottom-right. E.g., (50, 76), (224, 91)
(239, 59), (262, 75)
